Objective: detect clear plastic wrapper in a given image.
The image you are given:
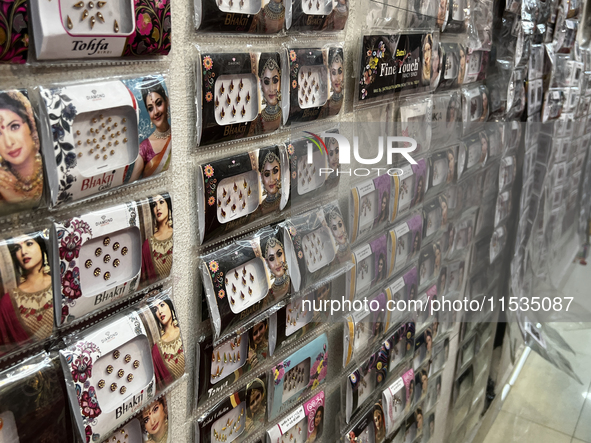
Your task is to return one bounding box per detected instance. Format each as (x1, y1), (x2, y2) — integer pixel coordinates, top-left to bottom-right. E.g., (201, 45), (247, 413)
(383, 269), (419, 324)
(451, 363), (473, 408)
(426, 146), (458, 194)
(266, 391), (325, 443)
(195, 316), (276, 408)
(470, 0), (492, 51)
(441, 0), (467, 33)
(59, 289), (186, 442)
(431, 90), (462, 146)
(281, 44), (345, 125)
(395, 95), (433, 156)
(0, 227), (55, 359)
(388, 215), (423, 276)
(36, 74), (171, 208)
(288, 129), (340, 209)
(381, 365), (414, 436)
(286, 0), (349, 31)
(506, 68), (527, 120)
(421, 195), (447, 243)
(0, 351), (73, 443)
(195, 373), (268, 443)
(413, 360), (430, 405)
(414, 287), (436, 332)
(356, 32), (437, 109)
(473, 197), (496, 239)
(53, 192), (173, 326)
(349, 173), (399, 244)
(499, 155), (517, 191)
(346, 234), (390, 300)
(342, 290), (394, 368)
(282, 200), (351, 291)
(396, 159), (428, 216)
(495, 190), (513, 227)
(386, 320), (415, 373)
(345, 335), (395, 424)
(27, 0), (170, 62)
(456, 167), (483, 212)
(462, 51), (488, 85)
(418, 238), (442, 290)
(460, 83), (489, 136)
(457, 132), (487, 178)
(194, 0), (285, 34)
(480, 157), (500, 202)
(201, 223), (291, 340)
(267, 332), (328, 420)
(0, 89), (46, 217)
(195, 145), (290, 245)
(274, 276), (334, 350)
(450, 208), (477, 256)
(195, 50), (284, 147)
(438, 43), (463, 90)
(344, 398), (388, 443)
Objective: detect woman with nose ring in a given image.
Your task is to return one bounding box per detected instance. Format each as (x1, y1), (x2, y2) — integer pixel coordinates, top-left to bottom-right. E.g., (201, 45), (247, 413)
(149, 297), (185, 388)
(0, 233), (53, 354)
(256, 150), (282, 216)
(249, 54), (282, 136)
(134, 80), (172, 179)
(263, 236), (290, 298)
(0, 91), (44, 212)
(141, 398), (169, 443)
(328, 208), (350, 263)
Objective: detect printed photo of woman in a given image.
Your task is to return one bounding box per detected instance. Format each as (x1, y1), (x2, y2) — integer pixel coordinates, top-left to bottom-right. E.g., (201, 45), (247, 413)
(135, 79), (172, 179)
(141, 194), (173, 287)
(245, 378), (267, 431)
(305, 406), (324, 443)
(458, 46), (466, 85)
(375, 253), (387, 283)
(326, 136), (340, 180)
(422, 34), (433, 86)
(376, 192), (389, 224)
(257, 150), (282, 216)
(263, 236), (290, 298)
(322, 0), (348, 31)
(0, 91), (44, 213)
(328, 208), (350, 262)
(150, 297), (185, 389)
(411, 175), (425, 207)
(373, 404), (386, 443)
(320, 49), (344, 118)
(141, 397), (169, 443)
(249, 54), (282, 136)
(247, 320), (269, 370)
(0, 233), (53, 354)
(446, 149), (456, 183)
(250, 0), (285, 33)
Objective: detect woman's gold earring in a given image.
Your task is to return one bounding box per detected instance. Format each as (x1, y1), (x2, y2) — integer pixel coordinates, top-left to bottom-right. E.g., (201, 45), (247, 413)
(43, 253), (51, 274)
(278, 91), (282, 101)
(262, 97), (267, 106)
(168, 210), (173, 228)
(0, 155), (3, 164)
